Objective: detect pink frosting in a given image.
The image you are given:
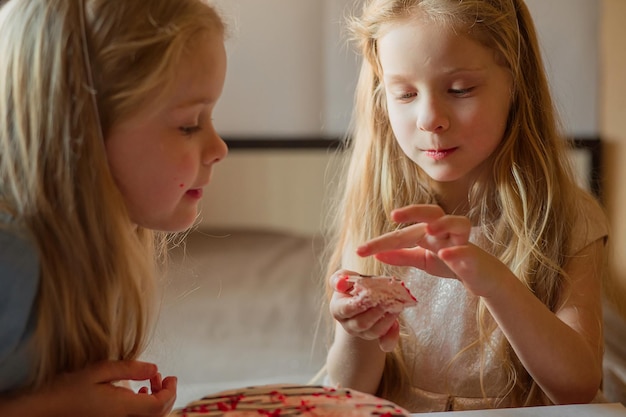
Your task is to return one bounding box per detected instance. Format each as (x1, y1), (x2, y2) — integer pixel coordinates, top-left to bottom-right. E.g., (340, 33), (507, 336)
(174, 384), (410, 416)
(345, 274), (418, 314)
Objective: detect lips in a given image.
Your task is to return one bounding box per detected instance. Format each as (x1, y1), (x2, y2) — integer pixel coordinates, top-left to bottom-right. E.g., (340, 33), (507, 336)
(185, 188), (203, 199)
(424, 147), (457, 161)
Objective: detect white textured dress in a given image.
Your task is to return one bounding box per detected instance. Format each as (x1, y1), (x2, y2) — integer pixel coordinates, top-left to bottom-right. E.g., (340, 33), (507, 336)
(349, 195), (609, 412)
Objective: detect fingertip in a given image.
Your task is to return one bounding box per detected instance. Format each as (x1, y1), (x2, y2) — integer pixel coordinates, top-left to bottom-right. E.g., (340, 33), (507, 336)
(134, 360), (157, 368)
(162, 376), (178, 390)
(355, 246), (369, 257)
(92, 360), (159, 384)
(140, 361), (159, 375)
(438, 246), (461, 262)
(334, 274), (353, 293)
(373, 253), (386, 262)
(126, 360), (159, 381)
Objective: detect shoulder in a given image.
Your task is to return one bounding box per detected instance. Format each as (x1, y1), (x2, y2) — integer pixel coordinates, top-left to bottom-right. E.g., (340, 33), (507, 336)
(0, 225), (40, 291)
(569, 189), (609, 256)
(0, 224), (40, 390)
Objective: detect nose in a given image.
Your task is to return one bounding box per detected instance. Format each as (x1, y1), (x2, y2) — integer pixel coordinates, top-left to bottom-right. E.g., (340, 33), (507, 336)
(202, 129), (228, 166)
(416, 95), (450, 133)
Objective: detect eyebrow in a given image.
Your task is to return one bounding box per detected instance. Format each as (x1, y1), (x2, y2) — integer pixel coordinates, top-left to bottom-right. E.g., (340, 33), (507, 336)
(383, 67), (487, 82)
(171, 98), (214, 110)
(441, 66), (487, 75)
(178, 98), (212, 106)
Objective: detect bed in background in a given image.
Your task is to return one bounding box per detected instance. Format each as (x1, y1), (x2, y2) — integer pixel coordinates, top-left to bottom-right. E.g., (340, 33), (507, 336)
(143, 228), (330, 408)
(139, 137), (625, 409)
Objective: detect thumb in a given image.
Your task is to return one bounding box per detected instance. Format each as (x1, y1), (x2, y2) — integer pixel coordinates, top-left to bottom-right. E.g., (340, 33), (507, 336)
(331, 273), (355, 294)
(89, 360), (159, 384)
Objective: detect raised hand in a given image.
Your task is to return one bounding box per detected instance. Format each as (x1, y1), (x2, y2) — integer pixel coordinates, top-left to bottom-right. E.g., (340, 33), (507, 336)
(356, 204), (509, 298)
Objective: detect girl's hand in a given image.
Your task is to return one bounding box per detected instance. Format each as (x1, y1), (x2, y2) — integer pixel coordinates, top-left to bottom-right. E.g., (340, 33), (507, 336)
(328, 269), (401, 352)
(356, 204), (508, 298)
(48, 360), (177, 417)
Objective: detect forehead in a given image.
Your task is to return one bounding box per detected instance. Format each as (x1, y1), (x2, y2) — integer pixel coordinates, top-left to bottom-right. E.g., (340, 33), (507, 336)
(377, 17), (495, 73)
(114, 32), (227, 126)
(168, 32), (227, 106)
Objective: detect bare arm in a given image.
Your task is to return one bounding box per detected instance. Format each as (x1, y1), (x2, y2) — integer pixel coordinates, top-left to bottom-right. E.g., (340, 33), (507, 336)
(477, 239), (604, 403)
(326, 323), (387, 394)
(325, 270), (397, 394)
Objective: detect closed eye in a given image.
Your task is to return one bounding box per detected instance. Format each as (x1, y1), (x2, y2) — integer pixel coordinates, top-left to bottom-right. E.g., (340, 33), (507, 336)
(179, 125), (202, 136)
(449, 87), (474, 97)
(396, 92), (417, 101)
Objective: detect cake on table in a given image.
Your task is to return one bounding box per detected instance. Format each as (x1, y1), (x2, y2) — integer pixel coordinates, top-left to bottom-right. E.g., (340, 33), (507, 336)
(171, 383), (411, 416)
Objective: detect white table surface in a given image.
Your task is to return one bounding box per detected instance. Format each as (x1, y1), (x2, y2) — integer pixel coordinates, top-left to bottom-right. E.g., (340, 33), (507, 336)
(412, 402), (626, 416)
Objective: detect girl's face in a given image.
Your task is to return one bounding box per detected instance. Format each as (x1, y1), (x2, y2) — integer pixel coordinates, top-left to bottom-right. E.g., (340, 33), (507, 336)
(105, 33), (228, 232)
(378, 16), (512, 195)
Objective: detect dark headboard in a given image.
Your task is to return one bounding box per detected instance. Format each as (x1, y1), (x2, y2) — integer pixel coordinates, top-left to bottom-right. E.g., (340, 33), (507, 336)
(223, 137), (603, 200)
(570, 137), (602, 199)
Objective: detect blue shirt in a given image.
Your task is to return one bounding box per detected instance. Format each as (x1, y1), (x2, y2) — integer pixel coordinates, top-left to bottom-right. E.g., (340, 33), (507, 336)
(0, 225), (39, 392)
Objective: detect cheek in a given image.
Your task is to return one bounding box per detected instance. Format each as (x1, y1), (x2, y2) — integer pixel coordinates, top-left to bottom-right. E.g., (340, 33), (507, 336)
(460, 103), (496, 131)
(169, 154), (198, 185)
(387, 106), (414, 137)
(483, 103), (510, 138)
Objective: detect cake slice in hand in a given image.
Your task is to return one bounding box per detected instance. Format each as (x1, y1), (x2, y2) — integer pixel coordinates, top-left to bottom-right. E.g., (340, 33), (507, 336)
(341, 273), (417, 314)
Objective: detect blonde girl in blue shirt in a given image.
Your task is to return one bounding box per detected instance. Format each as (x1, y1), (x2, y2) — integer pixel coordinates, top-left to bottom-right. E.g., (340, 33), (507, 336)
(0, 0), (228, 415)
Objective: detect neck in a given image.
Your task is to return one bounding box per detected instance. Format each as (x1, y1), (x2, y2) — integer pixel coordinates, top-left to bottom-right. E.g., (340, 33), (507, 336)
(431, 179), (472, 216)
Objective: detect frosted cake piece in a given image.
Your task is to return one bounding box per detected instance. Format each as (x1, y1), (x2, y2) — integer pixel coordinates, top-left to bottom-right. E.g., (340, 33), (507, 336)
(342, 274), (417, 314)
(171, 383), (410, 416)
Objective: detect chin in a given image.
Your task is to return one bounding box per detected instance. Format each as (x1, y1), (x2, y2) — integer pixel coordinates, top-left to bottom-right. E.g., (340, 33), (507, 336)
(422, 172), (458, 183)
(421, 166), (469, 183)
(136, 213), (199, 233)
(165, 218), (198, 233)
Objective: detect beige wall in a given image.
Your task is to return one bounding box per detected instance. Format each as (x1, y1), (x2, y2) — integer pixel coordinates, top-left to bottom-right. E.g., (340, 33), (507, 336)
(199, 150), (345, 236)
(601, 0), (626, 315)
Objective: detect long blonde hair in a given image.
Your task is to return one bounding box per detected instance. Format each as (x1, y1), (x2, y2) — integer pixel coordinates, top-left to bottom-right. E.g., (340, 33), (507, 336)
(325, 0), (598, 406)
(0, 0), (224, 389)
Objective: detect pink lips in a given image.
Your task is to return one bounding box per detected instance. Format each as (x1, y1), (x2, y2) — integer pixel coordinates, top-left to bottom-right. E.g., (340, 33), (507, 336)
(424, 148), (457, 161)
(185, 189), (203, 199)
